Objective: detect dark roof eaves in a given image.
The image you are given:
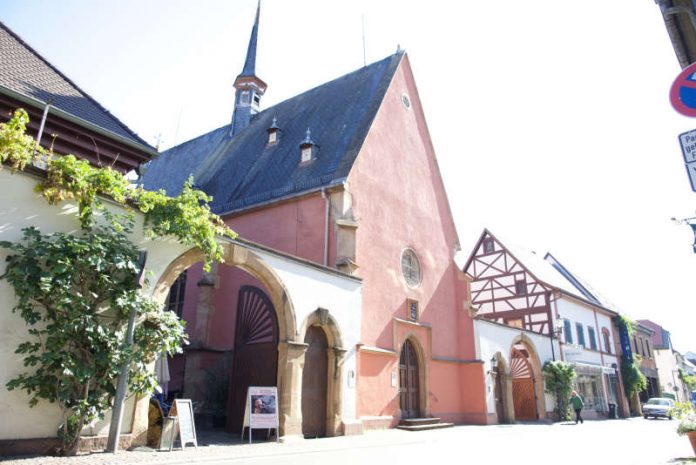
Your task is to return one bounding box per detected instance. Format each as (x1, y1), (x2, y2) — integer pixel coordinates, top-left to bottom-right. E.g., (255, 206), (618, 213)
(555, 288), (619, 317)
(0, 84), (157, 156)
(217, 178), (347, 217)
(0, 22), (152, 150)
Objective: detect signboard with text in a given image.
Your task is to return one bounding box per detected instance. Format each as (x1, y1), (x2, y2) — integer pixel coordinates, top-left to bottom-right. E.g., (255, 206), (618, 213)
(678, 130), (696, 192)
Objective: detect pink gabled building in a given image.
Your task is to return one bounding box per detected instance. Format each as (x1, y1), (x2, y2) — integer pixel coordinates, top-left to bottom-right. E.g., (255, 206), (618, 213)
(142, 4), (486, 436)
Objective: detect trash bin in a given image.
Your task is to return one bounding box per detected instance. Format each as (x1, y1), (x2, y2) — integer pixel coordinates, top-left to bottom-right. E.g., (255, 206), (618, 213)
(608, 403), (617, 419)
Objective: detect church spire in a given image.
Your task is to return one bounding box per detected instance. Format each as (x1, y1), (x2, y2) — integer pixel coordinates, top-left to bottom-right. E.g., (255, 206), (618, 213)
(231, 0), (267, 137)
(240, 1), (260, 77)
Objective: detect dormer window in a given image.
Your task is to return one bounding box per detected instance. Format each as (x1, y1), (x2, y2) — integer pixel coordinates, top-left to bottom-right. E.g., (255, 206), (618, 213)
(299, 128), (316, 163)
(301, 146), (312, 162)
(267, 117), (280, 145)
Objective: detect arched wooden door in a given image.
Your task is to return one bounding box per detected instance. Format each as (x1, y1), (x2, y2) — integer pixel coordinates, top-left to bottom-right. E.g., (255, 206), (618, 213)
(302, 326), (328, 438)
(510, 347), (537, 421)
(227, 285), (279, 432)
(399, 340), (420, 419)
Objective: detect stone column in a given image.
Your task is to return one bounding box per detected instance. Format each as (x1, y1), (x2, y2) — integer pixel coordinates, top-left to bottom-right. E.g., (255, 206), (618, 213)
(329, 347), (347, 436)
(503, 373), (515, 423)
(278, 340), (308, 438)
(183, 264), (218, 402)
(193, 263), (218, 345)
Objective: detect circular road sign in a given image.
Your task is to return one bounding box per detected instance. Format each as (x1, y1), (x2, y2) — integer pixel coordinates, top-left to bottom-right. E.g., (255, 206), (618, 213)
(671, 62), (696, 117)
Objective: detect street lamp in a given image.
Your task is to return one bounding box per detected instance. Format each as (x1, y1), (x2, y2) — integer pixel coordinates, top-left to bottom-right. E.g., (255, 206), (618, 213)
(489, 355), (498, 375)
(550, 318), (564, 361)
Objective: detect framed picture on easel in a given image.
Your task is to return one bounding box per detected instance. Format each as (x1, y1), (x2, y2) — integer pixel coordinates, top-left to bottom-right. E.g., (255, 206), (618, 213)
(242, 386), (279, 443)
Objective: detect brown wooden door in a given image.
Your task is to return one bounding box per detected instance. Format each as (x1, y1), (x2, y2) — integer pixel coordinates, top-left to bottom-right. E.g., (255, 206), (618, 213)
(399, 340), (420, 419)
(510, 347), (537, 421)
(227, 286), (278, 432)
(302, 326), (328, 438)
(512, 378), (536, 420)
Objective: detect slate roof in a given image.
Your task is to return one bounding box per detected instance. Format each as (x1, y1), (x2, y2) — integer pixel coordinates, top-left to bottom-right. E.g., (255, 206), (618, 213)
(141, 51), (403, 214)
(0, 22), (151, 149)
(543, 252), (620, 315)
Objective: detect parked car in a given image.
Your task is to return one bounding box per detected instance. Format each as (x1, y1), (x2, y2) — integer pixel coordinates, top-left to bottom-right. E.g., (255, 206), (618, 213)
(642, 397), (675, 420)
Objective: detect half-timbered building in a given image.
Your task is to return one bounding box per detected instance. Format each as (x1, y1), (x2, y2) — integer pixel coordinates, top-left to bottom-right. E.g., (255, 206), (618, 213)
(463, 229), (629, 422)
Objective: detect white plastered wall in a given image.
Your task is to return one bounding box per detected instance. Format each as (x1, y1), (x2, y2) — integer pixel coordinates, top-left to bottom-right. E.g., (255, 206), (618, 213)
(0, 170), (364, 440)
(555, 297), (619, 369)
(253, 249), (362, 421)
(475, 319), (557, 415)
(0, 170), (194, 440)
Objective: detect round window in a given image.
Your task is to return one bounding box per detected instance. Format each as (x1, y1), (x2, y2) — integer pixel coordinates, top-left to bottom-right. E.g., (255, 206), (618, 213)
(401, 248), (421, 287)
(401, 94), (411, 109)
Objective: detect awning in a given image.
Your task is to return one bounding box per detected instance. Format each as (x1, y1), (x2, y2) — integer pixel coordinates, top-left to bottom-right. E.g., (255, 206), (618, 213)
(571, 361), (615, 375)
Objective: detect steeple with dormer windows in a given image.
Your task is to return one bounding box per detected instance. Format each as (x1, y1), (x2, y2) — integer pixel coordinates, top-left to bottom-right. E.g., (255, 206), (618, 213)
(231, 1), (267, 137)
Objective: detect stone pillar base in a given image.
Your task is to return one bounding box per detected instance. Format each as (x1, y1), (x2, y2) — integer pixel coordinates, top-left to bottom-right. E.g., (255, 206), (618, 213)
(278, 434), (306, 444)
(341, 420), (364, 436)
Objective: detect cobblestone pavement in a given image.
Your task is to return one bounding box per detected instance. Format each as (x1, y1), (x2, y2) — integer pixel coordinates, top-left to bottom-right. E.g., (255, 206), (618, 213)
(2, 417), (694, 465)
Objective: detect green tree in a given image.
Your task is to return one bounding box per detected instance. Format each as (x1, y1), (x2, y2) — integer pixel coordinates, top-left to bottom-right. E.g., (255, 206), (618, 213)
(542, 360), (576, 421)
(680, 369), (696, 392)
(0, 108), (236, 456)
(614, 316), (647, 400)
(1, 222), (185, 455)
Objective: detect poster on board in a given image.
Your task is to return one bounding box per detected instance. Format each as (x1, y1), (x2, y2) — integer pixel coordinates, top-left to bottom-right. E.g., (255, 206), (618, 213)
(242, 386), (279, 443)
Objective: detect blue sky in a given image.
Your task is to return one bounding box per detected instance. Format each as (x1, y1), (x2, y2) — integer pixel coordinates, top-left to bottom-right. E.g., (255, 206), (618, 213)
(2, 0), (695, 352)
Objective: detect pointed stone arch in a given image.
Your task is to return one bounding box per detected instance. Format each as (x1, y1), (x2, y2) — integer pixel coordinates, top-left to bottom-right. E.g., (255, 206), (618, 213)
(508, 334), (546, 421)
(299, 308), (347, 437)
(150, 241), (302, 435)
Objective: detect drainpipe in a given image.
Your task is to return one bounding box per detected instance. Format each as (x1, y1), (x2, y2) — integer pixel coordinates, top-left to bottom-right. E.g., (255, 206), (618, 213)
(36, 101), (51, 146)
(321, 188), (330, 266)
(552, 298), (564, 362)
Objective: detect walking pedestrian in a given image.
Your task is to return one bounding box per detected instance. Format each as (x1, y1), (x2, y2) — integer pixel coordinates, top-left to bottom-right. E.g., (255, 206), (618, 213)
(570, 390), (584, 424)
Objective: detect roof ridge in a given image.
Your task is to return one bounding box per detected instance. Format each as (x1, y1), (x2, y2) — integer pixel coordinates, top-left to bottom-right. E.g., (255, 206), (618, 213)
(260, 51), (403, 117)
(142, 51), (405, 212)
(0, 21), (153, 150)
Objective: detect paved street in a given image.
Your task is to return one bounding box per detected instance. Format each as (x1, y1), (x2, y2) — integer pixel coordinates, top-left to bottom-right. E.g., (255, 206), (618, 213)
(1, 418), (694, 465)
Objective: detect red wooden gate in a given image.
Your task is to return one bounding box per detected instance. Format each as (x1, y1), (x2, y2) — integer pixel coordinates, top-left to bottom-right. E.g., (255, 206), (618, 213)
(510, 347), (537, 420)
(227, 285), (278, 432)
(399, 340), (420, 419)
